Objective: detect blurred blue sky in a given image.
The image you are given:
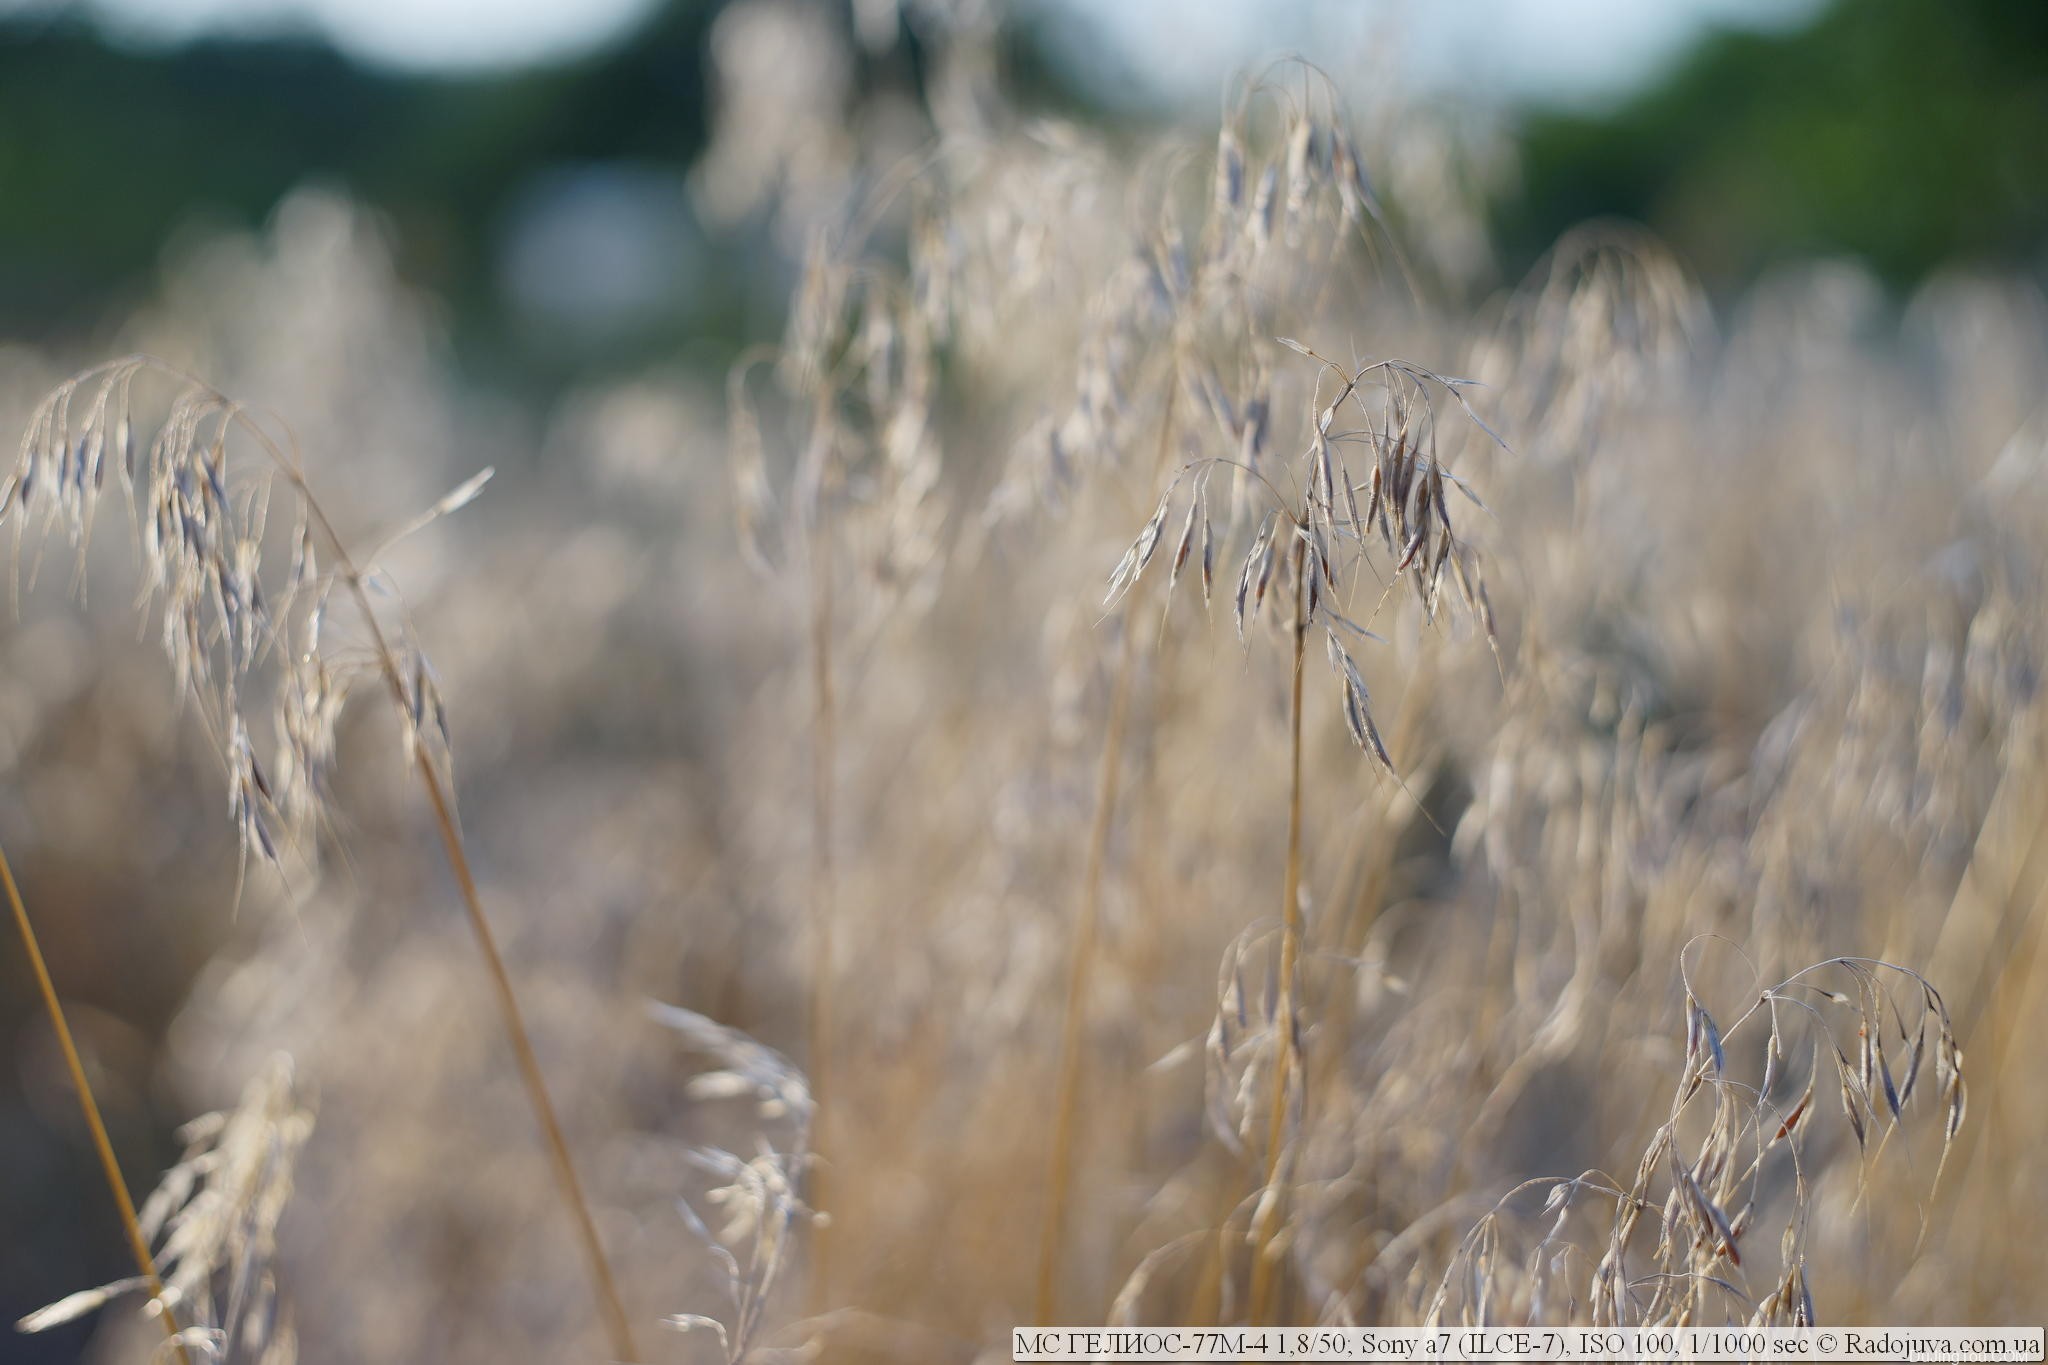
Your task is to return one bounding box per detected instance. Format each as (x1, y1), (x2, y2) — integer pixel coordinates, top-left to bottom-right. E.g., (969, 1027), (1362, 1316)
(4, 0), (1824, 105)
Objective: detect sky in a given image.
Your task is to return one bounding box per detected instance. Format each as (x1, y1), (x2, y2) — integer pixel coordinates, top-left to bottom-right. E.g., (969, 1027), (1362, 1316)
(5, 0), (660, 67)
(1047, 0), (1825, 110)
(2, 0), (1825, 105)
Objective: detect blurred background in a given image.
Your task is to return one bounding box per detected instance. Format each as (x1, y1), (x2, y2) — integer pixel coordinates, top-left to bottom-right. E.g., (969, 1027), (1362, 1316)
(3, 0), (2044, 367)
(0, 0), (2044, 1360)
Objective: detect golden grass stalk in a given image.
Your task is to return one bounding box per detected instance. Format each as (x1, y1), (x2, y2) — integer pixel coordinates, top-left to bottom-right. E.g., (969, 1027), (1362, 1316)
(10, 357), (641, 1362)
(1034, 585), (1140, 1323)
(1, 837), (191, 1365)
(281, 425), (644, 1365)
(805, 516), (838, 1316)
(408, 754), (640, 1362)
(1037, 376), (1183, 1323)
(1246, 536), (1309, 1325)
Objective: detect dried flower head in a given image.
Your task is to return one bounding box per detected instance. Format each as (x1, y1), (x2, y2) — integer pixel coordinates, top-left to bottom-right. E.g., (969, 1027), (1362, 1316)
(8, 356), (485, 873)
(17, 1056), (312, 1361)
(1109, 339), (1506, 772)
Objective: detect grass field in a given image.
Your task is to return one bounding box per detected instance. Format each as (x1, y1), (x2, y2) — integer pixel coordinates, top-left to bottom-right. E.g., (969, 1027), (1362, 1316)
(4, 12), (2044, 1363)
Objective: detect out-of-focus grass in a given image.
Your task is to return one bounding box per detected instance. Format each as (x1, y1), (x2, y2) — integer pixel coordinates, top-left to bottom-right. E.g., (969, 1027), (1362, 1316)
(2, 6), (2044, 1362)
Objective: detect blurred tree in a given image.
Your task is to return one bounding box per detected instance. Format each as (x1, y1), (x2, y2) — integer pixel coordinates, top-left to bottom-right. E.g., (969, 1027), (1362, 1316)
(0, 3), (726, 346)
(5, 0), (2043, 358)
(0, 0), (965, 378)
(1500, 0), (2048, 289)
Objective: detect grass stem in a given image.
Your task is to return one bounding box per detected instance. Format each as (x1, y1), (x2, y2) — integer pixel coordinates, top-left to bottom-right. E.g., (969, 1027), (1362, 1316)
(1036, 380), (1181, 1322)
(1034, 586), (1140, 1323)
(287, 447), (643, 1364)
(409, 759), (641, 1363)
(806, 519), (838, 1316)
(1, 836), (191, 1365)
(1247, 532), (1309, 1324)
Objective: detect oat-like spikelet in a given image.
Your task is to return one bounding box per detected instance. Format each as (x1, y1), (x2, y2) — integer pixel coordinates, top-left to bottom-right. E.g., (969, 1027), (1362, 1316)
(8, 356), (482, 873)
(18, 1057), (311, 1361)
(1425, 955), (1963, 1328)
(1112, 339), (1505, 752)
(9, 355), (640, 1360)
(1472, 222), (1710, 467)
(720, 173), (955, 1310)
(1100, 334), (1508, 1323)
(651, 1003), (813, 1365)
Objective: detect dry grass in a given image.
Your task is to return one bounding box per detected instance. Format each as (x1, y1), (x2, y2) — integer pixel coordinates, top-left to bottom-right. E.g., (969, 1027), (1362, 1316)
(4, 5), (2044, 1362)
(6, 357), (635, 1360)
